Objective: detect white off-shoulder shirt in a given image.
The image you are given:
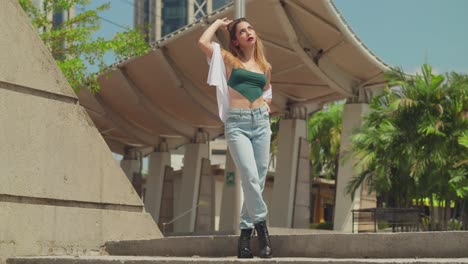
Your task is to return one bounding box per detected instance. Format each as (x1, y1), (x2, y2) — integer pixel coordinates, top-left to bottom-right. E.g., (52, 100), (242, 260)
(207, 42), (272, 123)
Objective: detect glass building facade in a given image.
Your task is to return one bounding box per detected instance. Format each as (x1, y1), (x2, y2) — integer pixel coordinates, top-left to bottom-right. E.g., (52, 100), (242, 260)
(134, 0), (233, 42)
(162, 0), (188, 37)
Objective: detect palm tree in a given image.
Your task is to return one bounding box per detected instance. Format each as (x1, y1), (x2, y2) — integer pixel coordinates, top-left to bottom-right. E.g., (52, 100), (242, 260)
(308, 101), (344, 180)
(347, 64), (468, 230)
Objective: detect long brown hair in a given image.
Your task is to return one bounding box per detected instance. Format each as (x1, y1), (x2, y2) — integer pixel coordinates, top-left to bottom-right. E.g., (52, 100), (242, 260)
(226, 18), (271, 72)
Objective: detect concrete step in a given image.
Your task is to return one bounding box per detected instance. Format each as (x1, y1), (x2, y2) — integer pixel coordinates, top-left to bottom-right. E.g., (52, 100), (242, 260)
(164, 227), (336, 237)
(104, 232), (468, 259)
(7, 256), (468, 264)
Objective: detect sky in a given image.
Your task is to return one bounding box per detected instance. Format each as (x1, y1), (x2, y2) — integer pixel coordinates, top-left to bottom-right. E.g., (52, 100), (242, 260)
(334, 0), (468, 74)
(83, 0), (468, 75)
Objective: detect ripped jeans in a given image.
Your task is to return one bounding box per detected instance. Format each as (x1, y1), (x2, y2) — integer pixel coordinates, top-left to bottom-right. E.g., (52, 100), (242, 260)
(224, 105), (271, 229)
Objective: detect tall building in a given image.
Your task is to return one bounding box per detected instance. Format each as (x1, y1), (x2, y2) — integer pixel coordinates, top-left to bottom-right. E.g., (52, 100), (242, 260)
(30, 0), (75, 60)
(134, 0), (232, 43)
(31, 0), (75, 32)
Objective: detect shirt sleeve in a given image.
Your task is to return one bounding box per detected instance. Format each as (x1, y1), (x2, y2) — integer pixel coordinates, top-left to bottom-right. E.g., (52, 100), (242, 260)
(206, 42), (229, 123)
(207, 42), (224, 86)
(262, 84), (273, 99)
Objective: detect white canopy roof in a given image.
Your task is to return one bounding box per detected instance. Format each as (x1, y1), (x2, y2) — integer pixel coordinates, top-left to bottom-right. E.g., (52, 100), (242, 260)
(78, 0), (389, 155)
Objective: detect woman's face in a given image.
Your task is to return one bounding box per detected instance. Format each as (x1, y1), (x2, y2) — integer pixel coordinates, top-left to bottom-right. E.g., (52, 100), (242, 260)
(233, 21), (257, 48)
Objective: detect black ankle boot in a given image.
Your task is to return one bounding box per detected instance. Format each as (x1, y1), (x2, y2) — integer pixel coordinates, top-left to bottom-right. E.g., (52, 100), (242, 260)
(237, 228), (254, 258)
(254, 221), (273, 258)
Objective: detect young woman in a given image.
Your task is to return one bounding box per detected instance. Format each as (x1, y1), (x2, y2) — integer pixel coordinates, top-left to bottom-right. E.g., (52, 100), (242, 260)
(198, 17), (273, 259)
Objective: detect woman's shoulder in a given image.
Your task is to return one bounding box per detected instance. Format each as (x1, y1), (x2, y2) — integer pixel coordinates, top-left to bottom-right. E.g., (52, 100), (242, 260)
(221, 49), (234, 61)
(221, 50), (241, 69)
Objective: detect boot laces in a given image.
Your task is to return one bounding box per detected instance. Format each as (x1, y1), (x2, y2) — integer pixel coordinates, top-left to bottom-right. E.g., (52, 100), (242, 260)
(240, 229), (253, 249)
(240, 237), (250, 249)
(258, 223), (271, 247)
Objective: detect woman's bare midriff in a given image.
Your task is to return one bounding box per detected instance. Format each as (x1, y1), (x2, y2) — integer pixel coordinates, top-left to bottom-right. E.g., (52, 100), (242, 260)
(228, 87), (266, 109)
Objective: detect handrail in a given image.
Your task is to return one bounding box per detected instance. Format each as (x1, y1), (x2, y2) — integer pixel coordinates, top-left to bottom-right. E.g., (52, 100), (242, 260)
(162, 203), (200, 234)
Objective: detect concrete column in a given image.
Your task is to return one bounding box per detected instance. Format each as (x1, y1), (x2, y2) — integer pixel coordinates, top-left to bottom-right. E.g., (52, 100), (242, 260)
(214, 178), (223, 230)
(120, 151), (140, 183)
(144, 142), (171, 225)
(195, 158), (215, 232)
(334, 103), (376, 232)
(270, 107), (308, 228)
(159, 166), (175, 233)
(172, 170), (182, 227)
(292, 138), (311, 228)
(219, 149), (242, 234)
(173, 131), (209, 233)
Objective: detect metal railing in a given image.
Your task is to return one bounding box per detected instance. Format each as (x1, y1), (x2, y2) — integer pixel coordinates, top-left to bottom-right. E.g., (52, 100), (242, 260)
(161, 203), (200, 235)
(352, 208), (422, 233)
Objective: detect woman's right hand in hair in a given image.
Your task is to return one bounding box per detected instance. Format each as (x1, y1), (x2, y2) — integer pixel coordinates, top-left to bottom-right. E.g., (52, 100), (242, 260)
(199, 18), (232, 59)
(215, 18), (233, 31)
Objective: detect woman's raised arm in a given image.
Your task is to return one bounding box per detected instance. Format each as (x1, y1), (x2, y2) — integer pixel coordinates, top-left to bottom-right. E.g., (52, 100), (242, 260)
(198, 18), (232, 59)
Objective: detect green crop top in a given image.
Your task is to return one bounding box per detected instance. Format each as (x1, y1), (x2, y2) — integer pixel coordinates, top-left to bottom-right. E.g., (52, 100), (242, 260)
(227, 68), (266, 102)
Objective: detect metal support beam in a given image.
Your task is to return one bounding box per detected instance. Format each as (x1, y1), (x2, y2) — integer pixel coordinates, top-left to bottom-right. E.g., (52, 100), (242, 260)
(81, 87), (158, 147)
(273, 89), (307, 102)
(260, 36), (297, 55)
(117, 67), (197, 139)
(234, 0), (245, 18)
(271, 81), (328, 89)
(272, 63), (306, 77)
(286, 0), (341, 35)
(273, 1), (355, 97)
(156, 49), (221, 123)
(292, 92), (343, 106)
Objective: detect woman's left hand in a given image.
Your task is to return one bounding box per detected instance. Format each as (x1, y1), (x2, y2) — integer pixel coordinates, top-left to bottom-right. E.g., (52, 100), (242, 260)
(265, 101), (271, 113)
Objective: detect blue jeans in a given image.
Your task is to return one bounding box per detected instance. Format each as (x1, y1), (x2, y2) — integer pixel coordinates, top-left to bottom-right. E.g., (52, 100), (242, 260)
(225, 105), (271, 229)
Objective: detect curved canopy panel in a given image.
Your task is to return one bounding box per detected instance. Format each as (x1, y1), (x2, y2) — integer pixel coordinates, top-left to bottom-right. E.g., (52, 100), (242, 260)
(77, 0), (389, 155)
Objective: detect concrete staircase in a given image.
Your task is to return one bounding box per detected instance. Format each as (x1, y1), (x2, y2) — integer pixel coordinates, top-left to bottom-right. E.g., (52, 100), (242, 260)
(7, 232), (468, 263)
(7, 256), (468, 263)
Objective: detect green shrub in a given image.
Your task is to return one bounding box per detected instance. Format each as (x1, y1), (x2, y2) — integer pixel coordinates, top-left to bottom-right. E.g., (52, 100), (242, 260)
(310, 221), (333, 230)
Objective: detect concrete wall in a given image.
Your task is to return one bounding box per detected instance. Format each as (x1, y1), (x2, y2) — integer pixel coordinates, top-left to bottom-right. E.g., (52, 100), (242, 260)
(0, 202), (159, 257)
(0, 1), (162, 262)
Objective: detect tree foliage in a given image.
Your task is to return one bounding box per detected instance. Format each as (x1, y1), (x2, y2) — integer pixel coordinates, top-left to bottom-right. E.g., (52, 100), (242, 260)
(308, 102), (344, 180)
(19, 0), (150, 93)
(347, 64), (468, 229)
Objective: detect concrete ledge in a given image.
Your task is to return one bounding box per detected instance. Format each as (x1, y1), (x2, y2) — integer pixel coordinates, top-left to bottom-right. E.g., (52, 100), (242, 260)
(0, 202), (161, 261)
(7, 256), (468, 264)
(105, 232), (468, 258)
(0, 89), (142, 206)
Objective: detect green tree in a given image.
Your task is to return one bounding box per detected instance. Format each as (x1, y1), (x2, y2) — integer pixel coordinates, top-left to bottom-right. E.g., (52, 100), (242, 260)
(308, 101), (344, 180)
(347, 64), (468, 230)
(19, 0), (149, 93)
